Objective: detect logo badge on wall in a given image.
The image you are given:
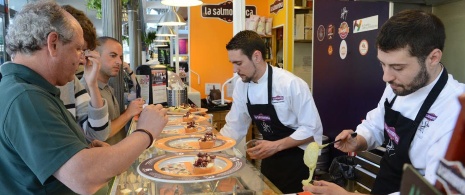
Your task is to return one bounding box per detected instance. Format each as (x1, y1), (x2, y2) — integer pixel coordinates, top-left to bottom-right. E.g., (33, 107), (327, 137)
(270, 0), (284, 14)
(359, 39), (368, 56)
(327, 24), (335, 40)
(201, 1), (256, 22)
(328, 45), (333, 56)
(339, 40), (347, 60)
(317, 25), (325, 41)
(338, 21), (349, 39)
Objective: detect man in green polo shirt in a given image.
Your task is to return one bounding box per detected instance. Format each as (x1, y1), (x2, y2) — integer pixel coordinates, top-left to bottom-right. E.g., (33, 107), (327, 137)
(0, 1), (168, 194)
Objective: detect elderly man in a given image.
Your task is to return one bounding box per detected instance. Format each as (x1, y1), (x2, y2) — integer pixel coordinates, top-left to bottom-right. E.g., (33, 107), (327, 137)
(0, 1), (167, 194)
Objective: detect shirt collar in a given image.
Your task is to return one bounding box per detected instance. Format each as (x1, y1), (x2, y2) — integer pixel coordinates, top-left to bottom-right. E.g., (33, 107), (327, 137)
(254, 65), (269, 84)
(2, 63), (60, 96)
(97, 79), (109, 90)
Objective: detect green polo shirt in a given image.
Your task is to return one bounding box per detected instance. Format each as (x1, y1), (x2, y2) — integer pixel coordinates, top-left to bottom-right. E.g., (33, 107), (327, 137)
(0, 63), (88, 194)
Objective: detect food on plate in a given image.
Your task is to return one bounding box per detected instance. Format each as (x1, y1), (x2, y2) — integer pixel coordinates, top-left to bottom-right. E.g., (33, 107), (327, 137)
(198, 131), (216, 149)
(160, 162), (191, 175)
(169, 103), (203, 113)
(182, 112), (194, 123)
(184, 121), (197, 133)
(193, 152), (216, 174)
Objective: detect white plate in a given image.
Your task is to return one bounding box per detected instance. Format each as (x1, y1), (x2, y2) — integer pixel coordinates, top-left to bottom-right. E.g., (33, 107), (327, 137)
(138, 153), (244, 183)
(154, 134), (236, 153)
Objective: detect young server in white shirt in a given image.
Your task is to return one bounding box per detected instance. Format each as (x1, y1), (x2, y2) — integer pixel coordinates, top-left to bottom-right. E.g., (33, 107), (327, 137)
(220, 30), (323, 193)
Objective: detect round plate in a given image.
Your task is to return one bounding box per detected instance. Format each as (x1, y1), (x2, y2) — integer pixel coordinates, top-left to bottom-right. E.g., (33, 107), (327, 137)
(154, 135), (236, 153)
(166, 115), (207, 125)
(167, 107), (208, 115)
(161, 125), (207, 135)
(138, 153), (245, 183)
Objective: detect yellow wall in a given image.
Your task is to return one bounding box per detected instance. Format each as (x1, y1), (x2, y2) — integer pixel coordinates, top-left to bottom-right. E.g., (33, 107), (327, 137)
(267, 0), (293, 71)
(190, 0), (270, 98)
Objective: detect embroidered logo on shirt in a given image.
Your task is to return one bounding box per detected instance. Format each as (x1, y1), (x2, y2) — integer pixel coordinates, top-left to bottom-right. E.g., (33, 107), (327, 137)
(271, 95), (284, 103)
(384, 123), (400, 144)
(254, 113), (271, 121)
(418, 113), (437, 139)
(261, 122), (273, 133)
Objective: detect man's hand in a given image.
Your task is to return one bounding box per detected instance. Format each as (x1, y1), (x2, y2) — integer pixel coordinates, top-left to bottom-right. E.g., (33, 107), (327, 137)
(303, 180), (355, 195)
(137, 104), (168, 138)
(126, 98), (145, 117)
(246, 139), (280, 159)
(83, 50), (101, 87)
(334, 130), (360, 152)
(123, 62), (131, 74)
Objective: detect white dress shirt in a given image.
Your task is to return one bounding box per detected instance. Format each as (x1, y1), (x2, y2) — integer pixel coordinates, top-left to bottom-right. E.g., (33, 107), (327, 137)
(356, 69), (465, 184)
(220, 66), (323, 149)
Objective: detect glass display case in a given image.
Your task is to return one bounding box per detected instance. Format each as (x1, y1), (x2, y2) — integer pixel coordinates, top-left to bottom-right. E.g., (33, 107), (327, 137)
(108, 118), (281, 195)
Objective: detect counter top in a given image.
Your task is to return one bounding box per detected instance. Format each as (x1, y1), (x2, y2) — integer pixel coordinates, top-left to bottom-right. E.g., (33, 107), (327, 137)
(108, 118), (281, 195)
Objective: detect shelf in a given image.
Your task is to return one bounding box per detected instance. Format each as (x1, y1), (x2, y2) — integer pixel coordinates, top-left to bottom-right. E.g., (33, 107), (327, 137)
(260, 35), (272, 38)
(265, 59), (273, 62)
(294, 6), (312, 10)
(294, 39), (312, 43)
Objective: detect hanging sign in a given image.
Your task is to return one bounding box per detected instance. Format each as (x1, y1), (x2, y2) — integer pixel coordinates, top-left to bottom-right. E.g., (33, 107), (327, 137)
(201, 0), (256, 23)
(270, 0), (284, 14)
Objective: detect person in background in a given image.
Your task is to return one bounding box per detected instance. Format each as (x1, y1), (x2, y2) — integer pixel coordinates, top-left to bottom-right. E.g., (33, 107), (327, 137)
(304, 10), (465, 195)
(57, 5), (110, 141)
(220, 30), (323, 193)
(0, 1), (167, 194)
(81, 36), (145, 145)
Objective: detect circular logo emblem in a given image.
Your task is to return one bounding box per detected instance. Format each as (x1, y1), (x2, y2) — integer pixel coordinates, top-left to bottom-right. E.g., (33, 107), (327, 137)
(317, 25), (325, 41)
(328, 45), (333, 56)
(339, 40), (348, 60)
(338, 22), (350, 39)
(327, 24), (335, 40)
(359, 39), (368, 56)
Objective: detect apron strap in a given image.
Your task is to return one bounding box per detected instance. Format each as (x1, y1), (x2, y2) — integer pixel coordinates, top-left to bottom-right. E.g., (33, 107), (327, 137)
(247, 65), (274, 105)
(267, 65), (273, 105)
(412, 68), (448, 134)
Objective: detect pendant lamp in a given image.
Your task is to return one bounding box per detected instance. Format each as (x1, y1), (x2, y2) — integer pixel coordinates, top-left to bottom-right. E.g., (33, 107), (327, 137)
(158, 7), (186, 26)
(157, 26), (176, 36)
(154, 36), (170, 42)
(161, 0), (203, 7)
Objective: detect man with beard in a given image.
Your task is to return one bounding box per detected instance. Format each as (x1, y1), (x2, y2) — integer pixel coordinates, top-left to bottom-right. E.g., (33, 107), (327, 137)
(220, 30), (323, 193)
(304, 10), (465, 195)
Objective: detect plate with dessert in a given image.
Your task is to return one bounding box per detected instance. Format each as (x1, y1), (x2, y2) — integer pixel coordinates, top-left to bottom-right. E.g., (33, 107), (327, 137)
(154, 131), (236, 153)
(161, 122), (207, 135)
(167, 104), (208, 115)
(138, 152), (245, 183)
(166, 112), (207, 124)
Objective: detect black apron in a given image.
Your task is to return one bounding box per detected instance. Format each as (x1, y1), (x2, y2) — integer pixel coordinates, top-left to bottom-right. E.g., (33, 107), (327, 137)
(246, 65), (308, 193)
(371, 69), (448, 194)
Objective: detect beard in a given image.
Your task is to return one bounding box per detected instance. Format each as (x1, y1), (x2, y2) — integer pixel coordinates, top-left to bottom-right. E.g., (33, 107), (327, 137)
(390, 62), (429, 96)
(240, 62), (257, 83)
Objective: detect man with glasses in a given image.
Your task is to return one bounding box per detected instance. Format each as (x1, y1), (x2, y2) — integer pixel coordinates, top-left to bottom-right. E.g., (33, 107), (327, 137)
(0, 1), (167, 193)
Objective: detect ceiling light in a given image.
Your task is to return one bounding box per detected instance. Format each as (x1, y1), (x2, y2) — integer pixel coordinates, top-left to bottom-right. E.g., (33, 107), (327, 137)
(161, 0), (203, 7)
(156, 26), (176, 36)
(158, 7), (186, 26)
(154, 36), (170, 42)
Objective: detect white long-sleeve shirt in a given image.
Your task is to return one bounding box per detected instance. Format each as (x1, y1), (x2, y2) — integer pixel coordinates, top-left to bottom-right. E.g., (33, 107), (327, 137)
(220, 66), (323, 149)
(356, 71), (465, 184)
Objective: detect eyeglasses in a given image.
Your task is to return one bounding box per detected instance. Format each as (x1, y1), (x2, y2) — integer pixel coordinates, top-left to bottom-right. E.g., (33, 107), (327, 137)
(79, 49), (89, 59)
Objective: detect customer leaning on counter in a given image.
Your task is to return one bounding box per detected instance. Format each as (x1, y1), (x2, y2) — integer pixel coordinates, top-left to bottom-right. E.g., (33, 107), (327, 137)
(220, 30), (323, 193)
(304, 10), (465, 195)
(0, 1), (167, 194)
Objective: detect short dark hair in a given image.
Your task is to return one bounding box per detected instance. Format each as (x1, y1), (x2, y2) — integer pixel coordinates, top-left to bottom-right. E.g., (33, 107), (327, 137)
(226, 30), (266, 61)
(376, 10), (445, 63)
(62, 5), (98, 50)
(97, 36), (120, 46)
